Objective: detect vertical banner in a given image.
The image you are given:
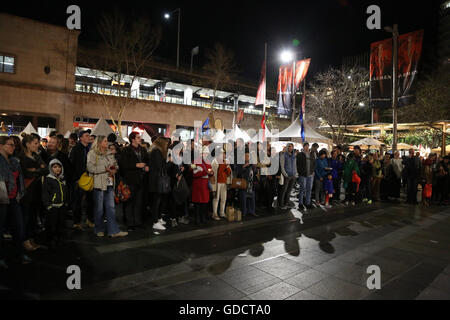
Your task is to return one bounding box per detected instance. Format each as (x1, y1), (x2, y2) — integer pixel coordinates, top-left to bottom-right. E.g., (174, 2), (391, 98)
(276, 64), (293, 116)
(397, 29), (424, 106)
(294, 59), (311, 90)
(277, 59), (311, 116)
(369, 38), (393, 109)
(370, 29), (424, 109)
(255, 45), (267, 141)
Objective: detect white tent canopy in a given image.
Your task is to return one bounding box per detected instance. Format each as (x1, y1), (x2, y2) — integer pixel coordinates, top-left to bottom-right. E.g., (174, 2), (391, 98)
(141, 129), (152, 144)
(250, 128), (272, 142)
(224, 125), (251, 142)
(272, 117), (333, 145)
(350, 137), (384, 146)
(91, 117), (125, 144)
(20, 122), (38, 135)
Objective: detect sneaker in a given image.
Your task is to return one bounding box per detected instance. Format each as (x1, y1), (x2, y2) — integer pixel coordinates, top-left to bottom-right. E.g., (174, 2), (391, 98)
(219, 214), (226, 219)
(86, 219), (95, 228)
(367, 200), (372, 204)
(0, 259), (8, 269)
(110, 231), (128, 238)
(153, 222), (166, 231)
(73, 224), (83, 231)
(21, 254), (32, 264)
(212, 215), (221, 221)
(178, 216), (189, 225)
(96, 232), (105, 237)
(2, 233), (12, 240)
(325, 205), (332, 209)
(158, 218), (166, 226)
(171, 218), (178, 227)
(250, 212), (259, 217)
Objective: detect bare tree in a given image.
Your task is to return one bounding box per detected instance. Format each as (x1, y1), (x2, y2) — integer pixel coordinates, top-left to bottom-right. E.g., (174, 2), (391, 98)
(78, 9), (161, 137)
(202, 43), (238, 115)
(398, 65), (450, 134)
(308, 66), (369, 145)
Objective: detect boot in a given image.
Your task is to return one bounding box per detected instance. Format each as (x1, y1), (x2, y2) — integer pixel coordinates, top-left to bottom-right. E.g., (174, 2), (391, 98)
(24, 240), (37, 251)
(30, 239), (40, 250)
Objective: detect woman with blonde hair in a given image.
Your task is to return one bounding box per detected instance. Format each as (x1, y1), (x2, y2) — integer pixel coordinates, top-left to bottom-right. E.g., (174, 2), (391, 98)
(87, 136), (127, 238)
(148, 137), (170, 231)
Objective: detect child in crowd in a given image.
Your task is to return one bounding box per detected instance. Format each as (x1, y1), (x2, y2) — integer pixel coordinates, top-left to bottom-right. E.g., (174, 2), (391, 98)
(42, 159), (68, 250)
(324, 173), (334, 208)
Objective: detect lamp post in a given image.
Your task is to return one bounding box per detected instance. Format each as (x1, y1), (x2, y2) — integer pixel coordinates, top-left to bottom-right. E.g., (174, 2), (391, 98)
(384, 24), (399, 153)
(164, 8), (181, 70)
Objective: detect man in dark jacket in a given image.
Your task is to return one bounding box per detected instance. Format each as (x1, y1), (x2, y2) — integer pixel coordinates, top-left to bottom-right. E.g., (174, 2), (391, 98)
(69, 130), (93, 230)
(119, 132), (149, 231)
(403, 148), (421, 204)
(296, 142), (316, 210)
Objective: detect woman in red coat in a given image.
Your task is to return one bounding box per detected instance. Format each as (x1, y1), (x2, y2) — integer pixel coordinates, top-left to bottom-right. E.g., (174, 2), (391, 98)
(191, 147), (213, 224)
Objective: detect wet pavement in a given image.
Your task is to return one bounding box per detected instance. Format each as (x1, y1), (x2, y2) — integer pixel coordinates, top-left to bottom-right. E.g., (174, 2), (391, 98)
(1, 194), (450, 300)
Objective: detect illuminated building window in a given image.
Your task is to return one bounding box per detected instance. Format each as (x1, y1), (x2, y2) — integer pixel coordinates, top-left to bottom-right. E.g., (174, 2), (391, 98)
(0, 54), (15, 73)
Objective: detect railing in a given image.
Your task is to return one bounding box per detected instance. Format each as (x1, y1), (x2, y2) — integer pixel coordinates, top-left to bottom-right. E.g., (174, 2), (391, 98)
(75, 81), (289, 119)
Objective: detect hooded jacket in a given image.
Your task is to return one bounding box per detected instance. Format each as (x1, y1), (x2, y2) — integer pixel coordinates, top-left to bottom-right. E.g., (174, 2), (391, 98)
(42, 159), (68, 210)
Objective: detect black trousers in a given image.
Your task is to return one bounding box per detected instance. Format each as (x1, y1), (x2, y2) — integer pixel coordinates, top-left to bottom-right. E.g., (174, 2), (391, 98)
(406, 177), (418, 204)
(124, 185), (144, 227)
(45, 207), (66, 243)
(150, 192), (168, 224)
(194, 203), (208, 224)
(72, 184), (93, 225)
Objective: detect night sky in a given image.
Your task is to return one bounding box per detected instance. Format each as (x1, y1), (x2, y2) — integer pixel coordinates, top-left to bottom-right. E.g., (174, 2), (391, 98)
(1, 0), (441, 88)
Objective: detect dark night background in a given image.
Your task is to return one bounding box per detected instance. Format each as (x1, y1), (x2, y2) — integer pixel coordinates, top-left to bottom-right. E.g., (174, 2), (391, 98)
(0, 0), (442, 88)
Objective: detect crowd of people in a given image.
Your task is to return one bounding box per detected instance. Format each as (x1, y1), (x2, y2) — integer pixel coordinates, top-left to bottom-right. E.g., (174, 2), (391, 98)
(0, 129), (449, 267)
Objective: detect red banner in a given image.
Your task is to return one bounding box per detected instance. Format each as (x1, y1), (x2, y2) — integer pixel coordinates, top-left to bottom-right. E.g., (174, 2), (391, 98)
(255, 59), (266, 107)
(370, 30), (424, 109)
(277, 59), (310, 116)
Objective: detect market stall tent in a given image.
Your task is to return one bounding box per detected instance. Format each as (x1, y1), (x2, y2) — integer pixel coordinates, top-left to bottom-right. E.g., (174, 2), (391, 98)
(272, 116), (333, 145)
(20, 122), (38, 136)
(91, 117), (126, 144)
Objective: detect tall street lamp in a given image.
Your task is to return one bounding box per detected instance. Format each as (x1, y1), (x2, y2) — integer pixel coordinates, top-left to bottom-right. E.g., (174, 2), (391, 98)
(280, 50), (297, 122)
(384, 24), (399, 153)
(164, 8), (181, 70)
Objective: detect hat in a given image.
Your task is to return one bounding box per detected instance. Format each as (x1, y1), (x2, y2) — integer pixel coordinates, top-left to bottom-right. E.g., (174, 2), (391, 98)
(79, 130), (89, 138)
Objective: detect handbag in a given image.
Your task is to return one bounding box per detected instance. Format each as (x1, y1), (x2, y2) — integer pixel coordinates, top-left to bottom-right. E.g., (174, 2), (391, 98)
(231, 178), (247, 190)
(0, 180), (9, 204)
(157, 166), (171, 194)
(115, 180), (131, 204)
(79, 154), (97, 192)
(226, 206), (235, 222)
(78, 172), (94, 191)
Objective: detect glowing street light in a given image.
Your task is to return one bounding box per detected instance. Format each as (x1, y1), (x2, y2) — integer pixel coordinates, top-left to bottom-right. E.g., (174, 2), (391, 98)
(164, 13), (170, 19)
(163, 8), (181, 69)
(280, 50), (294, 63)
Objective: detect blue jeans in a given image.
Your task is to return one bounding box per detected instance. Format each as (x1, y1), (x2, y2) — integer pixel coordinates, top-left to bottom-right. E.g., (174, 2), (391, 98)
(93, 187), (120, 235)
(239, 190), (255, 216)
(298, 175), (314, 205)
